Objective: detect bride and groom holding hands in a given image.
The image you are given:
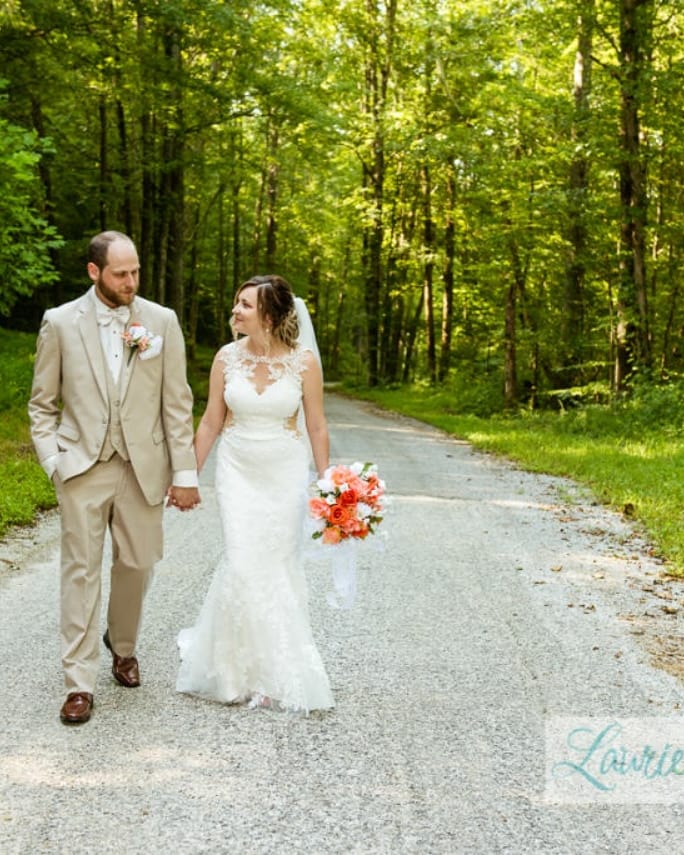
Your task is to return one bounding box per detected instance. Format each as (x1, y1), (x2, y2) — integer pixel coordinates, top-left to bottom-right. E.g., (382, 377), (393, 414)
(29, 230), (334, 724)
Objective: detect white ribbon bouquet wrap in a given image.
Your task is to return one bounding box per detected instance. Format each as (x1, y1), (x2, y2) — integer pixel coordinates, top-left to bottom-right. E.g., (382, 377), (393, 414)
(308, 461), (386, 609)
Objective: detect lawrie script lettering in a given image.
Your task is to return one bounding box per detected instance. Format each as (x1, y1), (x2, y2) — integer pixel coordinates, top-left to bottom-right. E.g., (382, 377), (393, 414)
(551, 721), (684, 793)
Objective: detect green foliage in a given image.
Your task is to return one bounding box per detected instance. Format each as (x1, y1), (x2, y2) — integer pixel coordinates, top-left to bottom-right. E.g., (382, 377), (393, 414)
(346, 367), (505, 418)
(2, 2), (684, 391)
(186, 343), (216, 415)
(0, 97), (63, 316)
(0, 326), (36, 411)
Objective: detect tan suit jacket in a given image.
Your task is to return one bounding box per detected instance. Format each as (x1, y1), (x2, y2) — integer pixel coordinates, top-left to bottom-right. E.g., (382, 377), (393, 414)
(29, 288), (196, 505)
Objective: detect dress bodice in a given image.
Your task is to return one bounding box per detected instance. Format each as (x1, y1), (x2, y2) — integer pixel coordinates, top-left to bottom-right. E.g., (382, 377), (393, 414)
(219, 340), (308, 440)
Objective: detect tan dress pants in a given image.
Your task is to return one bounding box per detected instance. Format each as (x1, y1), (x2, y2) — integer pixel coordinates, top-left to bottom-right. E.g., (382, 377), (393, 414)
(54, 454), (163, 695)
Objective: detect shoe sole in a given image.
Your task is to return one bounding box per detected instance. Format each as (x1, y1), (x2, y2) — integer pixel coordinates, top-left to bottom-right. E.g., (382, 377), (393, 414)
(60, 700), (94, 724)
(60, 714), (92, 724)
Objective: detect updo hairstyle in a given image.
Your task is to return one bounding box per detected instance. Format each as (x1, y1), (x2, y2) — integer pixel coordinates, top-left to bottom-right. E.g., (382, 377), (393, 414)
(235, 274), (300, 348)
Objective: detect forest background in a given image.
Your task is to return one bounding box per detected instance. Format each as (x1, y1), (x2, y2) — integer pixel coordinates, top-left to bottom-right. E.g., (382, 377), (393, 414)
(2, 1), (684, 577)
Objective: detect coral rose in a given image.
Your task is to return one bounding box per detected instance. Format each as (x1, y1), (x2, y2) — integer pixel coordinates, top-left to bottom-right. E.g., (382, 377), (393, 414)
(339, 488), (358, 507)
(329, 466), (350, 486)
(328, 503), (351, 526)
(322, 526), (342, 544)
(309, 497), (329, 518)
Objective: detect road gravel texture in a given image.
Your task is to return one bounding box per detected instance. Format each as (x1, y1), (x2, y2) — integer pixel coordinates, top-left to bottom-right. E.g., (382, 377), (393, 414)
(1, 393), (683, 854)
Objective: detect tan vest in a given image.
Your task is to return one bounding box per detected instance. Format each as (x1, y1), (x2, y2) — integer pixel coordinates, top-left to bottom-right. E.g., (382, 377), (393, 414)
(98, 363), (130, 462)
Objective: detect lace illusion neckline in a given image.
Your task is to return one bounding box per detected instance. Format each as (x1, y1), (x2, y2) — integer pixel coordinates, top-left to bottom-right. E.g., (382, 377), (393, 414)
(221, 340), (306, 396)
(239, 341), (297, 363)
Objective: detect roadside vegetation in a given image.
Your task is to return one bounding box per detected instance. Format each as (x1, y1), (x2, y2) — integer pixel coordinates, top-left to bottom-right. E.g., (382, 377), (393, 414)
(3, 326), (683, 577)
(0, 327), (56, 537)
(344, 376), (684, 577)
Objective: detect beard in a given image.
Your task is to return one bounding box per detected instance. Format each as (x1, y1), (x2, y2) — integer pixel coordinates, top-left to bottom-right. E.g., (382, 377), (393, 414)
(95, 274), (137, 307)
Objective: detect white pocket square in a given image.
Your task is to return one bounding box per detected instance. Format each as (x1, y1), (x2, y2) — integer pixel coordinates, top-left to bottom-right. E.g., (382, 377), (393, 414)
(139, 335), (163, 360)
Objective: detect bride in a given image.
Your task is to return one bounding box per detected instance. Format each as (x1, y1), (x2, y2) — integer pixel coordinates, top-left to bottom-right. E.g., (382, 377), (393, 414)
(176, 275), (334, 712)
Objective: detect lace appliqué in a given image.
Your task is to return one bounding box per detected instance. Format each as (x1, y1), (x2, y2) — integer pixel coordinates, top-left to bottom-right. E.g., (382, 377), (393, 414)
(219, 341), (308, 393)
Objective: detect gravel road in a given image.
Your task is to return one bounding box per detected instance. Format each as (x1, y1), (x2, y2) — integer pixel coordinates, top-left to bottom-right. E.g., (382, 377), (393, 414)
(1, 393), (683, 854)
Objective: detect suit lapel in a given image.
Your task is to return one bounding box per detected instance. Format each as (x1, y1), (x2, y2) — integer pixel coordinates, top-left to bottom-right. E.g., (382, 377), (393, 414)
(120, 299), (141, 402)
(77, 294), (109, 404)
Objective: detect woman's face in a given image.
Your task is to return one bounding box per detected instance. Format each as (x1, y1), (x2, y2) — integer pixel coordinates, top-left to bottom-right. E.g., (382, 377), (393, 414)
(232, 285), (261, 336)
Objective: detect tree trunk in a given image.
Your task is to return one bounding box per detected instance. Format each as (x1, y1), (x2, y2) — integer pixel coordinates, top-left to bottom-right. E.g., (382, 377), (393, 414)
(660, 246), (678, 377)
(116, 98), (133, 236)
(361, 0), (397, 386)
(439, 164), (456, 382)
(232, 169), (242, 304)
(614, 0), (652, 390)
(422, 163), (436, 384)
(503, 277), (517, 408)
(98, 95), (108, 231)
(266, 122), (279, 271)
(385, 292), (403, 383)
(252, 165), (265, 273)
(562, 1), (594, 385)
(402, 289), (424, 384)
(217, 182), (228, 345)
(363, 160), (383, 386)
(137, 7), (155, 298)
(332, 290), (345, 379)
(186, 204), (201, 361)
(162, 24), (185, 320)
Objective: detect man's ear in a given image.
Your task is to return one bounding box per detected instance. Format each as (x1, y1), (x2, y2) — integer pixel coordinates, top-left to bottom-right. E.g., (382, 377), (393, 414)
(87, 262), (100, 283)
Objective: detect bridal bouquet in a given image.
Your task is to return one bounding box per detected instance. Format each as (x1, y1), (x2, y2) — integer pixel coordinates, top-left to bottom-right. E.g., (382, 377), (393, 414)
(309, 461), (385, 545)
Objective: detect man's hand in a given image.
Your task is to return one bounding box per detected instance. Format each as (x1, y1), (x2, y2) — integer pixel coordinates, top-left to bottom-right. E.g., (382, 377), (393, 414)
(166, 486), (201, 511)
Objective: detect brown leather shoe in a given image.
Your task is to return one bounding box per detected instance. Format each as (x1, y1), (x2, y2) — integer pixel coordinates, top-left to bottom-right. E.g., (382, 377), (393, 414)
(103, 630), (141, 688)
(60, 692), (94, 724)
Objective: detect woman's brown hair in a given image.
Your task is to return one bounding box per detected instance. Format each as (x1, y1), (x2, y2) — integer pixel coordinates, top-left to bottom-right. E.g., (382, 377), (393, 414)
(233, 275), (299, 347)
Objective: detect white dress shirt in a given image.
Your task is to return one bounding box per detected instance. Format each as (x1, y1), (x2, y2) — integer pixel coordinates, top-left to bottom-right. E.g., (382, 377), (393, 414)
(95, 299), (130, 383)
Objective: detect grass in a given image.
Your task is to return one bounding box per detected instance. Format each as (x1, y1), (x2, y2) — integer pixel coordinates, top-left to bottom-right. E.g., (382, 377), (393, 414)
(0, 328), (57, 537)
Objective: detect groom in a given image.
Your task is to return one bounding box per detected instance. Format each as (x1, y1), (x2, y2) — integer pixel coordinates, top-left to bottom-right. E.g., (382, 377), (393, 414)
(29, 230), (200, 724)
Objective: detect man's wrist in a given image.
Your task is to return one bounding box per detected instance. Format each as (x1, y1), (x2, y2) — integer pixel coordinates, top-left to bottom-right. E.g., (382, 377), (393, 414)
(172, 469), (199, 488)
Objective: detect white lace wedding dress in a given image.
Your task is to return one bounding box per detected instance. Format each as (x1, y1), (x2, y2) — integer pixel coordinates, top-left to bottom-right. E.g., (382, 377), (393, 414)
(176, 340), (334, 712)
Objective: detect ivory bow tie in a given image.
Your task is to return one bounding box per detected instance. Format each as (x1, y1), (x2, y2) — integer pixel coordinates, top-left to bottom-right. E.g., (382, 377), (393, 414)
(96, 306), (130, 327)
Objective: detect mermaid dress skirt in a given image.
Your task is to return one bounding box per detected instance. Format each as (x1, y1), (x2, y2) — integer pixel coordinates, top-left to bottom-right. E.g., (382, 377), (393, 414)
(176, 342), (333, 712)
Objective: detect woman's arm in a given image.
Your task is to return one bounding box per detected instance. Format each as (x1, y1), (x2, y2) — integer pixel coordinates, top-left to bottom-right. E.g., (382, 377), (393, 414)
(301, 351), (329, 478)
(194, 350), (229, 473)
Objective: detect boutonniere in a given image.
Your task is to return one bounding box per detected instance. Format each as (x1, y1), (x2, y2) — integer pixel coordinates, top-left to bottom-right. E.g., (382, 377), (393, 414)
(122, 322), (163, 362)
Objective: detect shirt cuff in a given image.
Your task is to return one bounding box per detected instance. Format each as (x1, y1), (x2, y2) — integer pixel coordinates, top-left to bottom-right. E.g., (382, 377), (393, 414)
(42, 454), (59, 480)
(172, 469), (199, 488)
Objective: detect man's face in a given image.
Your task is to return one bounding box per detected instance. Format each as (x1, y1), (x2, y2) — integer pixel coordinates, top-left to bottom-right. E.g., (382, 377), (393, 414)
(88, 238), (140, 307)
